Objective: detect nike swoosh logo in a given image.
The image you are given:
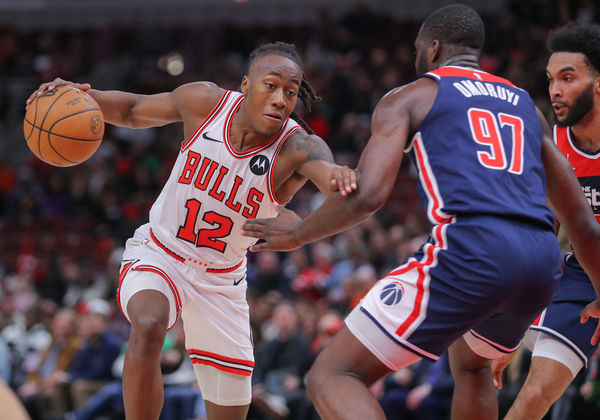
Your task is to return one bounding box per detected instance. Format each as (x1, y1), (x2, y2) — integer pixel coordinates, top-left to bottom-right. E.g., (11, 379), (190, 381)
(202, 132), (221, 142)
(233, 274), (246, 286)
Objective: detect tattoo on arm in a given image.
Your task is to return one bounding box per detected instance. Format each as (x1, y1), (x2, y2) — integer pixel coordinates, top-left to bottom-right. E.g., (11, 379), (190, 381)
(291, 134), (334, 163)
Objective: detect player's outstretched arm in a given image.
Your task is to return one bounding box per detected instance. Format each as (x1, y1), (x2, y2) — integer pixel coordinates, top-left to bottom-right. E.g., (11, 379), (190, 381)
(26, 78), (221, 129)
(540, 108), (600, 299)
(286, 133), (357, 197)
(243, 82), (424, 252)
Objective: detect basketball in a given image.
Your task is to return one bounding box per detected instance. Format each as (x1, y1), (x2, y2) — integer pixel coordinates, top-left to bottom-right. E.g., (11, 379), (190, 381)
(23, 86), (104, 167)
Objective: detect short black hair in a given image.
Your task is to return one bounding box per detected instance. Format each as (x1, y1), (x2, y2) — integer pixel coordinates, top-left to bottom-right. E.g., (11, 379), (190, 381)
(420, 4), (485, 50)
(547, 22), (600, 74)
(248, 42), (320, 134)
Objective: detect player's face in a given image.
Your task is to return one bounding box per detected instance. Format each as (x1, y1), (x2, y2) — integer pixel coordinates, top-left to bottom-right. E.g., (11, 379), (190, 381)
(241, 54), (301, 137)
(547, 52), (597, 127)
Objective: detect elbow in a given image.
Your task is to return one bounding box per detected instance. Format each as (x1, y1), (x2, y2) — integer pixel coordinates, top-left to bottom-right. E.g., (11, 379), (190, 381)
(353, 190), (386, 215)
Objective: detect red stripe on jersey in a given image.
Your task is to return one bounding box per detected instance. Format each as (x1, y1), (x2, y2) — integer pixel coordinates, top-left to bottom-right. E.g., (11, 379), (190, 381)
(181, 90), (231, 152)
(223, 97), (285, 159)
(414, 138), (450, 224)
(428, 67), (516, 87)
(205, 259), (244, 273)
(189, 359), (252, 376)
(150, 228), (185, 263)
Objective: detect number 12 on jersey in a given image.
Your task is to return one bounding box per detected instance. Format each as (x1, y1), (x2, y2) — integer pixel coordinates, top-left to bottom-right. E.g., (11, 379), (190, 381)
(467, 108), (524, 175)
(177, 198), (233, 253)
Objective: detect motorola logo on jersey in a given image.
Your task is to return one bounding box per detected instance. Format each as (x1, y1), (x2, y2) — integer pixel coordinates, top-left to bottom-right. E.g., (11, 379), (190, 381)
(380, 282), (404, 306)
(249, 155), (270, 176)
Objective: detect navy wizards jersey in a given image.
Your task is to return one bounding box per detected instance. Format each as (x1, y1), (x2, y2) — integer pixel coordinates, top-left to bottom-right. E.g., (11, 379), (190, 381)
(408, 66), (554, 228)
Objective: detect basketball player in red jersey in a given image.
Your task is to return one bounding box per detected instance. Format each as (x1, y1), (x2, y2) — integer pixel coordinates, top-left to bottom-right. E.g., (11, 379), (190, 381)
(492, 23), (600, 420)
(243, 6), (600, 420)
(26, 42), (357, 420)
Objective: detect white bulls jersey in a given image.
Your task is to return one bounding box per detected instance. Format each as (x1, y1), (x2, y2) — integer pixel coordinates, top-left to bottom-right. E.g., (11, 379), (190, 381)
(149, 90), (303, 268)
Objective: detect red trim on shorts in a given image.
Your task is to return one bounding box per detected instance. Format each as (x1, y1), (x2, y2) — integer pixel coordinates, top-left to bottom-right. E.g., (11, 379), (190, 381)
(133, 265), (183, 330)
(205, 259), (244, 273)
(187, 348), (254, 376)
(134, 265), (182, 310)
(394, 243), (436, 336)
(531, 312), (543, 327)
(116, 261), (136, 320)
(390, 219), (452, 337)
(150, 228), (185, 262)
(427, 66), (516, 87)
(189, 359), (252, 376)
(180, 90), (231, 152)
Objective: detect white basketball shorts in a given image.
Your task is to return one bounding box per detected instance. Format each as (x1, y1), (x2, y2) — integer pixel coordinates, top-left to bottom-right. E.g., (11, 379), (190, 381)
(117, 224), (253, 405)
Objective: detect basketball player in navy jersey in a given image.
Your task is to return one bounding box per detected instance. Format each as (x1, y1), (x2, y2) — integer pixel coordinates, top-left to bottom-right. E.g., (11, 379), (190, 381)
(491, 22), (600, 420)
(26, 43), (357, 420)
(243, 5), (600, 419)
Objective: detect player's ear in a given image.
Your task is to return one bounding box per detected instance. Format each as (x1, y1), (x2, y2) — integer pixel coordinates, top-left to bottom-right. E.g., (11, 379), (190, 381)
(429, 40), (441, 63)
(241, 76), (249, 95)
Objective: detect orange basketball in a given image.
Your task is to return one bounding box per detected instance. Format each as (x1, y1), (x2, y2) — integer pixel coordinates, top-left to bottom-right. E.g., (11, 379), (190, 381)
(23, 86), (104, 167)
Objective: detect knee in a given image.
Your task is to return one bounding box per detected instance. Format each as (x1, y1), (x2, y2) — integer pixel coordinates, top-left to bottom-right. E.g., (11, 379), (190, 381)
(517, 383), (554, 414)
(128, 314), (168, 353)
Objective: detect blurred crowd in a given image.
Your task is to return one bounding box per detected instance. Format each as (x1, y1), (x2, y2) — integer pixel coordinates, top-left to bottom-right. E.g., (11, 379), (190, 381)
(1, 0), (600, 419)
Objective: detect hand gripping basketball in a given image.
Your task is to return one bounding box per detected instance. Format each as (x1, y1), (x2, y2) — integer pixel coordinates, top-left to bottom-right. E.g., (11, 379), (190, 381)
(24, 81), (104, 167)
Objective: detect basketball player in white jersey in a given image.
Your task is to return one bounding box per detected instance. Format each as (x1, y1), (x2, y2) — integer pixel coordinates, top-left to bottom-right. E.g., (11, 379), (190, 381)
(26, 42), (357, 420)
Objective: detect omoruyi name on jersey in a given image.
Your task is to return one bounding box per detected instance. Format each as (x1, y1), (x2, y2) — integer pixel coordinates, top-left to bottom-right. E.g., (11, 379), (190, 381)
(452, 80), (521, 106)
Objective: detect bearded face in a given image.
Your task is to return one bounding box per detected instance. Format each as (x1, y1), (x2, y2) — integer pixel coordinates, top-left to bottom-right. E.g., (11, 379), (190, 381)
(554, 82), (594, 127)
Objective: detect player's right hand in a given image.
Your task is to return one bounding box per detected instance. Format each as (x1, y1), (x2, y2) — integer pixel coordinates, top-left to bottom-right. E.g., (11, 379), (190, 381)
(491, 351), (517, 390)
(26, 78), (91, 110)
(580, 299), (600, 345)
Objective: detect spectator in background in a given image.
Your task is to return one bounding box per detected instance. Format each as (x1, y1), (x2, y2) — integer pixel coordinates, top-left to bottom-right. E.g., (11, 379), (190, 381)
(0, 335), (10, 384)
(379, 352), (453, 420)
(252, 301), (312, 420)
(246, 251), (286, 295)
(18, 308), (81, 420)
(66, 320), (204, 420)
(291, 242), (334, 302)
(55, 299), (121, 409)
(346, 264), (377, 310)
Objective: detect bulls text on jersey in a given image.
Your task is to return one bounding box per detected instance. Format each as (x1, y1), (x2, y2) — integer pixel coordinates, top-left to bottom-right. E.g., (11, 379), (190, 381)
(177, 150), (264, 219)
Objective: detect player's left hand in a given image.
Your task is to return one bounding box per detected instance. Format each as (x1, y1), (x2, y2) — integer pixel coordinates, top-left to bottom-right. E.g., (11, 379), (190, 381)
(330, 165), (357, 197)
(243, 205), (303, 252)
(491, 351), (517, 390)
(580, 299), (600, 345)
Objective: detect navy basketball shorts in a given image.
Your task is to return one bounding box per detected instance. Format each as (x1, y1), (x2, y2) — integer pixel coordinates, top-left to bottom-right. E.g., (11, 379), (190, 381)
(530, 253), (599, 371)
(345, 215), (562, 369)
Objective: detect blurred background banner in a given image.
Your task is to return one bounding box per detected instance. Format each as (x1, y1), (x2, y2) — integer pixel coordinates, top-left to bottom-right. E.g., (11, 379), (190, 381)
(0, 1), (503, 29)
